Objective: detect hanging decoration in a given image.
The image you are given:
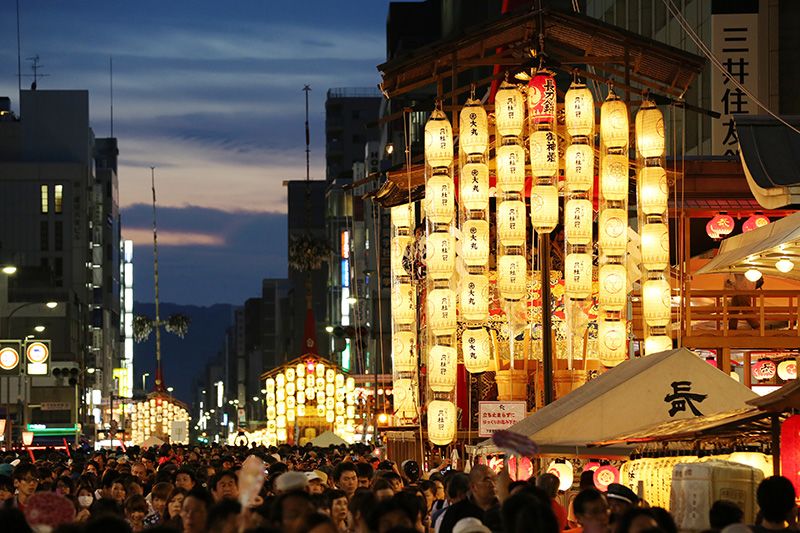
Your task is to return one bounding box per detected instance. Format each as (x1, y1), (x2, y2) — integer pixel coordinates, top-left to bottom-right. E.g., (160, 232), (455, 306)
(743, 214), (770, 233)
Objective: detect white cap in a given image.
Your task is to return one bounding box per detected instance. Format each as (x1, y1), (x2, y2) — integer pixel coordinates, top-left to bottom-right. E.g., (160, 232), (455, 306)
(453, 517), (491, 533)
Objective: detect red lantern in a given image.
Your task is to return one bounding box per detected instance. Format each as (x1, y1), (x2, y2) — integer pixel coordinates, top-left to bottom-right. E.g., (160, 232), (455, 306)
(507, 456), (534, 481)
(743, 214), (770, 233)
(781, 415), (800, 492)
(706, 220), (720, 240)
(752, 359), (777, 381)
(593, 465), (620, 492)
(708, 214), (735, 238)
(528, 71), (557, 125)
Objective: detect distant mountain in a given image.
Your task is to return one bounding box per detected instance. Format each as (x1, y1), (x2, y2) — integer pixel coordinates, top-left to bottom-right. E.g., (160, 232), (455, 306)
(132, 302), (234, 405)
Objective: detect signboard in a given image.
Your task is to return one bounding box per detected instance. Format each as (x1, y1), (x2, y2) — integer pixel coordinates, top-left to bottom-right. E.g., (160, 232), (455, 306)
(478, 401), (526, 437)
(25, 340), (50, 376)
(0, 342), (21, 374)
(41, 402), (71, 411)
(711, 2), (761, 156)
(171, 420), (188, 443)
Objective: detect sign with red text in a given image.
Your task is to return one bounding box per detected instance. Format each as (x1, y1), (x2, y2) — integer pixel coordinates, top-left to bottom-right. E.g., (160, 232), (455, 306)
(478, 401), (526, 437)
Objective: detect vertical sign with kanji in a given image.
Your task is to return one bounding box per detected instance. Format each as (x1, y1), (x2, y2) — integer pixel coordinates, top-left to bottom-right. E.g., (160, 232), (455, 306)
(711, 2), (761, 156)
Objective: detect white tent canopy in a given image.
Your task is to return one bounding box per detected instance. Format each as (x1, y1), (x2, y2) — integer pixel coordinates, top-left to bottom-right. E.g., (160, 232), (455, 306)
(311, 431), (348, 448)
(696, 210), (800, 281)
(477, 348), (757, 455)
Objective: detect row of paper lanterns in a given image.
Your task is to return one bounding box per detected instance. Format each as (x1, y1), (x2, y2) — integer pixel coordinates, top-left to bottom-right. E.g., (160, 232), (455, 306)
(131, 397), (189, 445)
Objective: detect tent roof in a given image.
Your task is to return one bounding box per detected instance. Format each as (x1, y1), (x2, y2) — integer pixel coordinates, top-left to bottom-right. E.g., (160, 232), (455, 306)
(695, 210), (800, 281)
(477, 348), (757, 454)
(311, 431), (348, 448)
(735, 115), (800, 209)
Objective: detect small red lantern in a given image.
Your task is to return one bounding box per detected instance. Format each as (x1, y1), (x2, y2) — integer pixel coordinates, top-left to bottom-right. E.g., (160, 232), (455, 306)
(752, 359), (777, 381)
(707, 214), (735, 238)
(743, 214), (770, 233)
(528, 71), (557, 125)
(593, 465), (620, 492)
(781, 415), (800, 492)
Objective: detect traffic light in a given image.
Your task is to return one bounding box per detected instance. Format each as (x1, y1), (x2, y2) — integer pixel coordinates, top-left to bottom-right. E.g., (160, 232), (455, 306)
(52, 367), (80, 386)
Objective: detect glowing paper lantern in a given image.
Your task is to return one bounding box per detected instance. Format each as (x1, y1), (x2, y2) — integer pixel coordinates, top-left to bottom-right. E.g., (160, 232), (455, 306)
(641, 223), (670, 271)
(728, 452), (772, 478)
(601, 153), (629, 201)
(599, 264), (627, 310)
(530, 130), (559, 177)
(776, 259), (795, 273)
(528, 71), (557, 124)
(531, 185), (559, 233)
(392, 283), (416, 325)
(565, 253), (592, 299)
(460, 163), (489, 211)
(599, 209), (628, 256)
(459, 98), (489, 155)
(743, 214), (770, 233)
(498, 255), (527, 300)
(636, 101), (665, 159)
(546, 460), (574, 491)
(424, 108), (453, 168)
(428, 345), (457, 392)
(393, 331), (417, 372)
(708, 214), (735, 238)
(644, 335), (672, 355)
(495, 82), (525, 137)
(426, 232), (455, 280)
(565, 199), (593, 245)
(565, 143), (594, 192)
(427, 288), (457, 335)
(391, 236), (410, 274)
(498, 200), (526, 246)
(598, 319), (627, 366)
(638, 166), (668, 215)
(460, 274), (489, 322)
(391, 205), (413, 229)
(778, 360), (797, 381)
(286, 368), (296, 382)
(600, 92), (629, 149)
(461, 219), (490, 266)
(496, 144), (526, 193)
(462, 327), (491, 373)
(593, 466), (620, 491)
(643, 278), (672, 327)
(565, 82), (595, 137)
(428, 400), (456, 445)
(425, 173), (454, 224)
(745, 269), (762, 282)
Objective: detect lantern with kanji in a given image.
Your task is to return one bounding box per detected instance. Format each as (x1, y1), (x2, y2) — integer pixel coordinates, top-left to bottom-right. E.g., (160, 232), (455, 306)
(428, 346), (457, 392)
(565, 199), (593, 246)
(427, 288), (457, 335)
(707, 214), (735, 238)
(743, 214), (770, 233)
(531, 185), (559, 233)
(565, 82), (595, 137)
(424, 108), (453, 169)
(428, 400), (456, 445)
(528, 71), (557, 125)
(461, 219), (490, 266)
(635, 100), (665, 159)
(426, 232), (455, 280)
(496, 144), (526, 193)
(495, 81), (525, 137)
(498, 200), (526, 247)
(460, 163), (489, 211)
(392, 332), (417, 372)
(498, 255), (527, 301)
(460, 274), (489, 322)
(462, 327), (491, 373)
(565, 143), (594, 193)
(425, 172), (455, 224)
(530, 130), (559, 177)
(459, 98), (489, 155)
(565, 253), (592, 299)
(600, 91), (628, 149)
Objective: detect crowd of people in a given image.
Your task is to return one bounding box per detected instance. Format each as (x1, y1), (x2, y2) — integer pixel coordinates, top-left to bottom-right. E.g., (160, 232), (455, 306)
(0, 443), (796, 533)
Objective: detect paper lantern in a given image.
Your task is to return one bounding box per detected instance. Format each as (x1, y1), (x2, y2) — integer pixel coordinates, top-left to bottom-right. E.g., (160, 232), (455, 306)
(326, 411), (335, 423)
(286, 408), (296, 422)
(286, 368), (296, 382)
(460, 163), (489, 211)
(600, 92), (629, 149)
(496, 144), (526, 193)
(776, 258), (795, 273)
(497, 200), (526, 247)
(598, 319), (627, 366)
(427, 288), (457, 335)
(565, 253), (592, 299)
(593, 465), (621, 491)
(296, 378), (305, 391)
(424, 108), (453, 168)
(495, 82), (525, 137)
(565, 143), (594, 192)
(391, 205), (413, 229)
(778, 360), (797, 381)
(644, 335), (672, 355)
(346, 377), (355, 392)
(462, 327), (491, 373)
(460, 274), (489, 322)
(459, 98), (489, 155)
(708, 214), (734, 238)
(638, 166), (668, 215)
(461, 219), (490, 266)
(565, 83), (595, 137)
(426, 232), (455, 280)
(393, 331), (417, 372)
(743, 214), (770, 233)
(752, 359), (777, 381)
(393, 378), (417, 420)
(636, 101), (665, 159)
(277, 401), (286, 416)
(425, 173), (454, 224)
(705, 219), (720, 240)
(316, 404), (325, 418)
(643, 278), (671, 327)
(600, 153), (629, 201)
(528, 71), (557, 124)
(546, 460), (574, 491)
(728, 452), (772, 478)
(286, 382), (295, 397)
(326, 368), (335, 383)
(531, 185), (559, 233)
(641, 223), (670, 271)
(781, 415), (800, 492)
(599, 263), (627, 310)
(276, 373), (285, 388)
(498, 255), (527, 300)
(392, 283), (416, 325)
(315, 363), (325, 377)
(598, 208), (628, 256)
(428, 345), (457, 392)
(428, 400), (456, 445)
(565, 199), (593, 246)
(530, 130), (559, 177)
(745, 268), (762, 282)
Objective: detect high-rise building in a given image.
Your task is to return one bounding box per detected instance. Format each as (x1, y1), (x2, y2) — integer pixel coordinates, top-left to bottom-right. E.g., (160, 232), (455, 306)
(0, 90), (121, 441)
(325, 88), (382, 182)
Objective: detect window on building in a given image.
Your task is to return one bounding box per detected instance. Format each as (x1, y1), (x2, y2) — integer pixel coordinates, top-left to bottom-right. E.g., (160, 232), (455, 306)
(40, 221), (49, 251)
(352, 110), (360, 120)
(54, 184), (63, 213)
(54, 257), (63, 287)
(40, 185), (48, 214)
(54, 221), (63, 252)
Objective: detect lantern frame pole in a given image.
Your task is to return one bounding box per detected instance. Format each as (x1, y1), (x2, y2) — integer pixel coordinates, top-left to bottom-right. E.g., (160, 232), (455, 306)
(540, 233), (554, 405)
(771, 414), (780, 476)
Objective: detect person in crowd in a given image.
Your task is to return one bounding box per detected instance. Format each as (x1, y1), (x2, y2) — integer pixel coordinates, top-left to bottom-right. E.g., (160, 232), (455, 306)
(124, 493), (149, 532)
(438, 465), (501, 533)
(75, 484), (96, 522)
(367, 496), (417, 533)
(565, 488), (610, 533)
(538, 472), (568, 531)
(163, 486), (188, 528)
(306, 470), (327, 495)
(143, 481), (173, 527)
(333, 462), (359, 500)
(206, 498), (242, 533)
(606, 483), (639, 530)
(616, 508), (660, 533)
(326, 488), (349, 531)
(383, 471), (405, 493)
(373, 477), (396, 502)
(211, 470), (240, 502)
(12, 463), (39, 511)
(706, 500), (744, 533)
(55, 474), (75, 497)
(131, 462), (149, 489)
(568, 470), (598, 527)
(349, 488), (376, 533)
(432, 472), (470, 533)
(753, 476), (797, 532)
(270, 489), (315, 533)
(175, 466), (196, 491)
(275, 471), (309, 494)
(356, 462), (374, 489)
(0, 474), (14, 504)
(180, 487), (213, 533)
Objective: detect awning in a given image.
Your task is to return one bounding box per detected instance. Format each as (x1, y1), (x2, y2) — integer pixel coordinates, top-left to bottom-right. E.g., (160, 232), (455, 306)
(695, 210), (800, 281)
(735, 115), (800, 209)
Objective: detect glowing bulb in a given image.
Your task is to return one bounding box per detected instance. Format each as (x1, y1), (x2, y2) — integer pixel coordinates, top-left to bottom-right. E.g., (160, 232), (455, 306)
(776, 259), (794, 273)
(745, 269), (762, 282)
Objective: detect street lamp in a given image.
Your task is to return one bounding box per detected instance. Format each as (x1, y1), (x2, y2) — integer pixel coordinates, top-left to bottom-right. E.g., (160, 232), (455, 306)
(1, 266), (17, 275)
(142, 373), (150, 391)
(33, 325), (45, 333)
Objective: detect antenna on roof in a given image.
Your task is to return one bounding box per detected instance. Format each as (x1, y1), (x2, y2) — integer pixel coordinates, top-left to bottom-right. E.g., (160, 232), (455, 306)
(24, 55), (49, 90)
(16, 0), (21, 102)
(110, 56), (114, 137)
